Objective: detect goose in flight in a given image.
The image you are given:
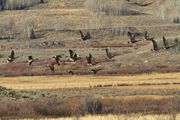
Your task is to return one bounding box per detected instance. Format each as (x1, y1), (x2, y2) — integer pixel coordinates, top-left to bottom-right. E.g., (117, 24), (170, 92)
(7, 50), (16, 63)
(145, 31), (154, 41)
(105, 48), (115, 59)
(91, 68), (102, 75)
(86, 53), (93, 66)
(150, 39), (159, 51)
(163, 36), (173, 49)
(79, 30), (91, 41)
(53, 55), (61, 66)
(28, 56), (35, 65)
(48, 63), (55, 72)
(68, 49), (80, 61)
(127, 31), (140, 43)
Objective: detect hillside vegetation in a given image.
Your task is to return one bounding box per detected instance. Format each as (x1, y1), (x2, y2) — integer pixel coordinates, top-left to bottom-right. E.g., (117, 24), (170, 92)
(0, 0), (180, 119)
(0, 0), (179, 76)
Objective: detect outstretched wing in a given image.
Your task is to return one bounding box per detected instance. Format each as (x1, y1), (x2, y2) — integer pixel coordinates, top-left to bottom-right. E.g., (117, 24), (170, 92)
(69, 49), (74, 58)
(56, 55), (62, 58)
(79, 30), (84, 39)
(49, 63), (55, 71)
(28, 56), (33, 60)
(84, 32), (91, 40)
(163, 36), (169, 49)
(105, 48), (109, 58)
(127, 31), (133, 38)
(73, 54), (78, 61)
(86, 55), (92, 64)
(145, 31), (148, 40)
(11, 50), (15, 59)
(151, 39), (158, 51)
(89, 54), (93, 64)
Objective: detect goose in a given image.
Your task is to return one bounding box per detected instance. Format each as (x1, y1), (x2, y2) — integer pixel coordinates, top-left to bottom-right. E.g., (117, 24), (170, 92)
(68, 49), (80, 61)
(7, 50), (16, 63)
(53, 55), (61, 66)
(163, 36), (173, 49)
(105, 48), (115, 59)
(48, 63), (55, 72)
(127, 31), (140, 43)
(91, 69), (101, 74)
(69, 49), (74, 59)
(68, 71), (74, 75)
(145, 31), (154, 41)
(28, 56), (35, 65)
(150, 39), (159, 51)
(79, 30), (91, 41)
(86, 53), (93, 65)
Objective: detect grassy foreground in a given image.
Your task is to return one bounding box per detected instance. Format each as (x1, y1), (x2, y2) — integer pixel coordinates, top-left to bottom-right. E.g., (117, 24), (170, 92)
(21, 114), (180, 120)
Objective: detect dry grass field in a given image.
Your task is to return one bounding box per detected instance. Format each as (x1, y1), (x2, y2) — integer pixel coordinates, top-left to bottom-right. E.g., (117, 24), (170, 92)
(0, 0), (180, 119)
(0, 72), (180, 90)
(21, 114), (180, 120)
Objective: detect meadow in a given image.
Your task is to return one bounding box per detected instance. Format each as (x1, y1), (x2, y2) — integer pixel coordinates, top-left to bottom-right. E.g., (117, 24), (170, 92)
(0, 72), (180, 89)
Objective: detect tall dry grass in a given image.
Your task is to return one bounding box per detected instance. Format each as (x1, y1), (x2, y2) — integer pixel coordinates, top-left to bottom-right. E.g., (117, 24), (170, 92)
(0, 96), (180, 118)
(155, 0), (180, 22)
(32, 114), (180, 120)
(84, 0), (127, 16)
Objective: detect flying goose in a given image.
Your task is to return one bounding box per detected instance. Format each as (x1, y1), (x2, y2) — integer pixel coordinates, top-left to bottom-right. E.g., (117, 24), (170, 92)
(79, 30), (91, 41)
(105, 48), (115, 59)
(68, 49), (80, 61)
(86, 53), (93, 66)
(150, 39), (159, 51)
(69, 49), (74, 59)
(53, 55), (61, 66)
(163, 36), (173, 49)
(91, 69), (98, 74)
(127, 31), (140, 43)
(145, 31), (154, 41)
(68, 70), (74, 75)
(28, 56), (35, 65)
(7, 50), (16, 63)
(48, 63), (55, 72)
(91, 68), (102, 75)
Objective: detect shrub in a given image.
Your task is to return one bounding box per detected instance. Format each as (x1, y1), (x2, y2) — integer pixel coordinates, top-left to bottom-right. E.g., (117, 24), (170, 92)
(83, 96), (102, 114)
(0, 96), (180, 118)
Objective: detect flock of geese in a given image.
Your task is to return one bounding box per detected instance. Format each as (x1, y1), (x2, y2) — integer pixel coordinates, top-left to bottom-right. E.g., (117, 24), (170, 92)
(128, 31), (177, 51)
(5, 30), (178, 74)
